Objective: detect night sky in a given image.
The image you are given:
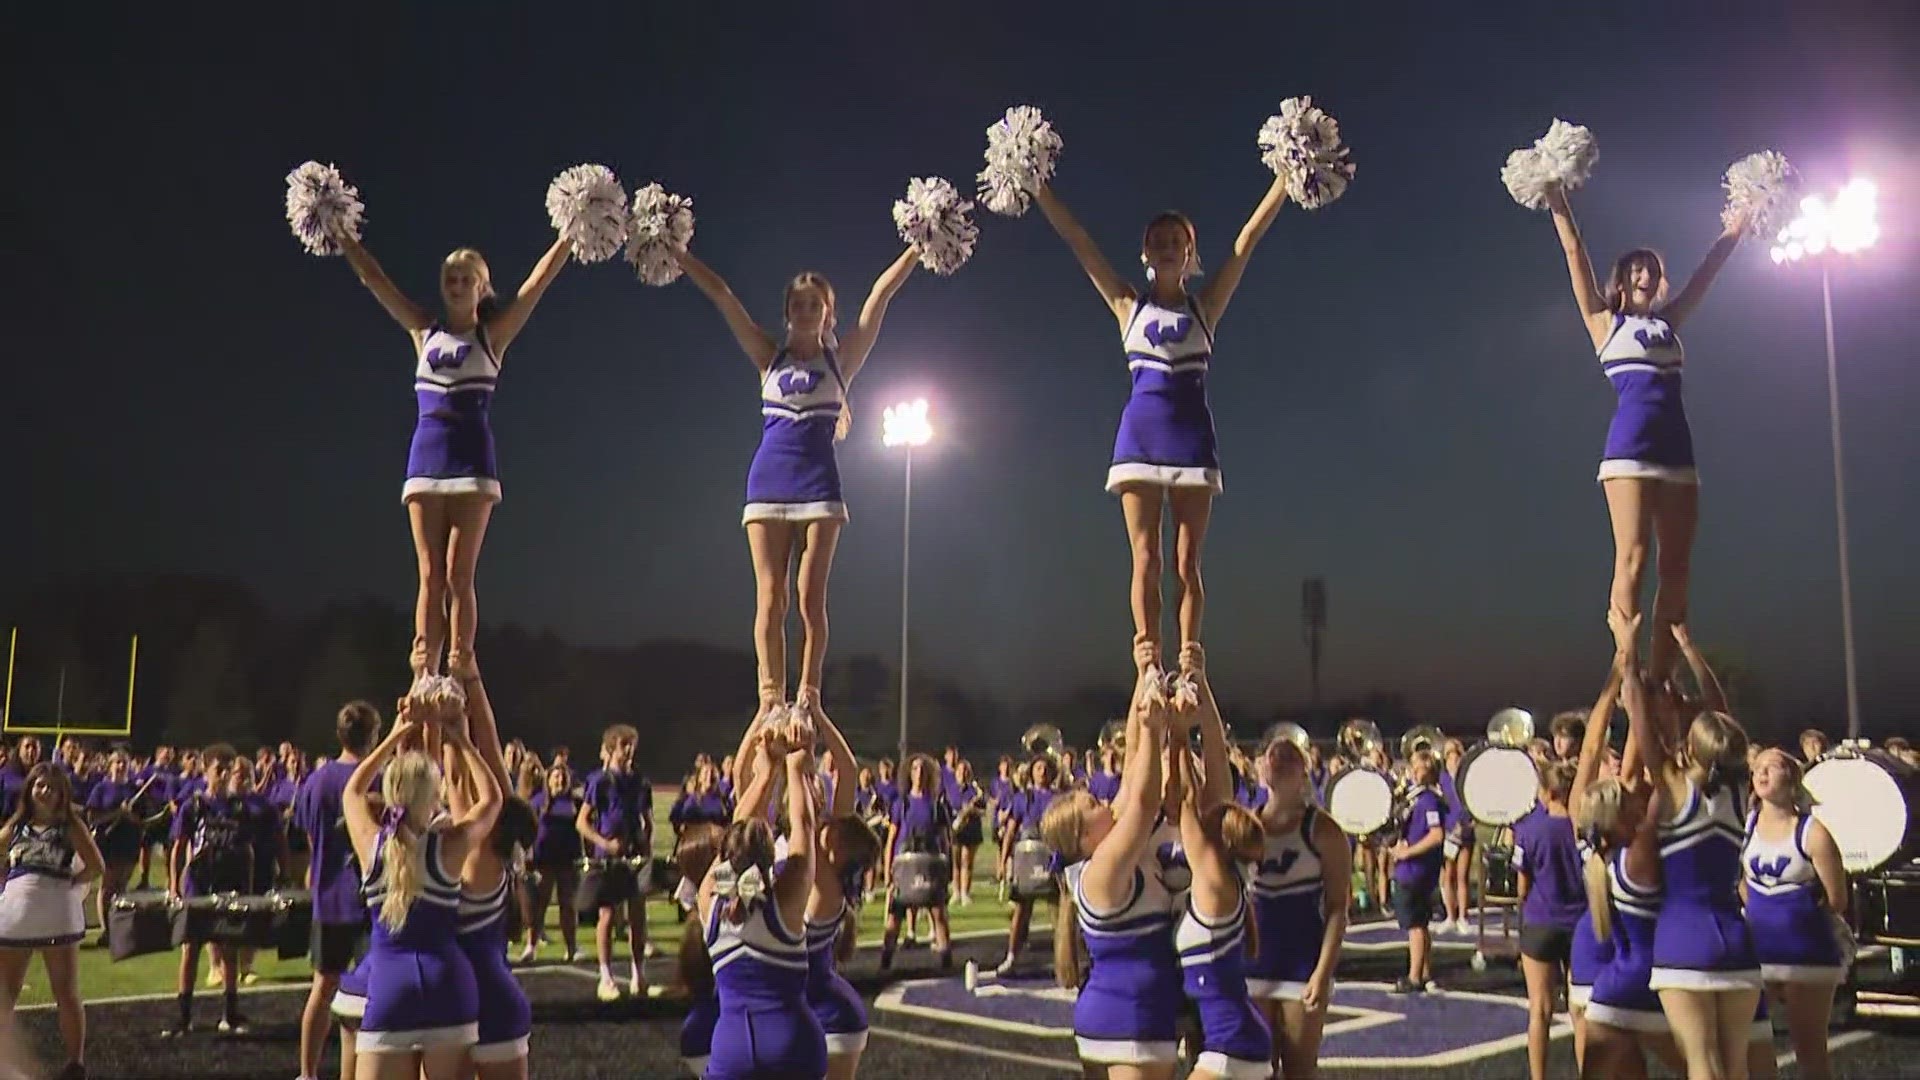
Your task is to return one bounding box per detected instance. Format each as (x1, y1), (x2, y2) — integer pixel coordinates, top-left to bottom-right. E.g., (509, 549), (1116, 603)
(7, 3), (1918, 729)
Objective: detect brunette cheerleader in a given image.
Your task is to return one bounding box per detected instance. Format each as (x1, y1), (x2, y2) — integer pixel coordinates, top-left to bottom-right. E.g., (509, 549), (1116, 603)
(674, 244), (921, 717)
(0, 764), (106, 1080)
(1032, 177), (1289, 677)
(336, 232), (571, 680)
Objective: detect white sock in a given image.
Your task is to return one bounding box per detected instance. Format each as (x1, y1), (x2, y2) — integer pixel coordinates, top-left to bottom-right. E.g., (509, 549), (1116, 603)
(598, 961), (613, 983)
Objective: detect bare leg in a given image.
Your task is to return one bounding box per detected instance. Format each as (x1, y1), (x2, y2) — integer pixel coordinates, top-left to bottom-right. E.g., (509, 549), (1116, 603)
(1647, 481), (1700, 682)
(39, 945), (84, 1068)
(1273, 996), (1330, 1079)
(1601, 478), (1655, 636)
(336, 1019), (359, 1080)
(746, 522), (798, 704)
(1119, 486), (1166, 668)
(301, 970), (343, 1079)
(625, 897), (648, 992)
(442, 496), (494, 674)
(1781, 981), (1835, 1080)
(1168, 487), (1213, 651)
(556, 868), (579, 958)
(794, 520), (843, 698)
(476, 1056), (530, 1080)
(1407, 926), (1431, 986)
(1520, 955), (1559, 1080)
(1581, 1021), (1649, 1080)
(407, 497), (453, 677)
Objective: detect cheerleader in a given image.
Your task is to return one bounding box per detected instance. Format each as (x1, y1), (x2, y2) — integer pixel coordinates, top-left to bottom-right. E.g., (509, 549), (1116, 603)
(0, 763), (106, 1080)
(1032, 178), (1290, 677)
(1041, 655), (1183, 1078)
(673, 822), (725, 1077)
(1564, 664), (1626, 1074)
(1744, 747), (1848, 1080)
(949, 760), (987, 907)
(164, 745), (253, 1037)
(446, 668), (535, 1079)
(1171, 650), (1276, 1080)
(881, 755), (955, 971)
(297, 700), (382, 1080)
(336, 232), (572, 680)
(1513, 759), (1588, 1080)
(1541, 186), (1751, 679)
(673, 245), (922, 717)
(1642, 629), (1761, 1080)
(697, 725), (828, 1080)
(343, 681), (502, 1080)
(521, 762), (582, 964)
(1247, 723), (1350, 1079)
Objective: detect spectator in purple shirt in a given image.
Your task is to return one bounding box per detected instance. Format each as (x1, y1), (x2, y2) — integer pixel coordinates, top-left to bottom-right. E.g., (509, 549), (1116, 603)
(1513, 760), (1587, 1078)
(85, 749), (147, 944)
(0, 737), (42, 822)
(576, 724), (652, 1000)
(293, 700), (381, 1080)
(1388, 750), (1448, 994)
(523, 761), (584, 963)
(873, 758), (902, 820)
(1087, 746), (1124, 804)
(669, 762), (732, 835)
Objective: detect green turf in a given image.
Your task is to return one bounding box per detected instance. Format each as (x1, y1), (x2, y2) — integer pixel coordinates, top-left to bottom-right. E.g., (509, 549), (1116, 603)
(18, 795), (1017, 1007)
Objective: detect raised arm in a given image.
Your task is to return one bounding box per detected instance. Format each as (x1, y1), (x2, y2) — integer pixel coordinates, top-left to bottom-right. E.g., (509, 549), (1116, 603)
(1659, 219), (1745, 330)
(1182, 645), (1235, 810)
(457, 670), (513, 796)
(1670, 624), (1728, 715)
(835, 246), (919, 382)
(675, 248), (778, 371)
(1570, 657), (1627, 815)
(773, 749), (816, 929)
(339, 235), (434, 336)
(1033, 185), (1137, 328)
(1196, 176), (1288, 327)
(485, 236), (571, 354)
(441, 720), (502, 845)
(816, 710), (860, 818)
(732, 732), (782, 825)
(1543, 187), (1612, 349)
(344, 714), (417, 867)
(1081, 668), (1169, 906)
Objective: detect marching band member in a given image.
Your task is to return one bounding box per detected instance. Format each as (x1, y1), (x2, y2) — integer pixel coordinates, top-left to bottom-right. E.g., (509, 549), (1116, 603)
(1796, 730), (1829, 765)
(1247, 726), (1350, 1078)
(1744, 747), (1848, 1080)
(297, 701), (383, 1080)
(948, 760), (987, 907)
(344, 681), (502, 1080)
(336, 233), (571, 681)
(0, 763), (106, 1080)
(1438, 737), (1472, 936)
(996, 755), (1063, 975)
(1171, 648), (1276, 1079)
(1388, 751), (1447, 993)
(83, 750), (145, 948)
(1031, 178), (1290, 679)
(521, 762), (582, 964)
(1541, 185), (1749, 680)
(1513, 759), (1589, 1080)
(880, 755), (954, 971)
(673, 246), (921, 719)
(163, 745), (253, 1037)
(575, 725), (652, 1001)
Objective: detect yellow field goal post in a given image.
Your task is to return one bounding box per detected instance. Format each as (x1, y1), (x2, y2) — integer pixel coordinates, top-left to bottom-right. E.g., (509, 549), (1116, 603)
(2, 626), (138, 740)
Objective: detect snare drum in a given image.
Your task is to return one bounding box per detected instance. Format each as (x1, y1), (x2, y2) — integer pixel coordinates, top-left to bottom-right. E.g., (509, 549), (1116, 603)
(1806, 749), (1920, 873)
(269, 887), (312, 960)
(575, 857), (642, 915)
(1455, 743), (1540, 827)
(890, 851), (952, 909)
(1007, 838), (1057, 902)
(107, 890), (176, 960)
(1324, 766), (1395, 836)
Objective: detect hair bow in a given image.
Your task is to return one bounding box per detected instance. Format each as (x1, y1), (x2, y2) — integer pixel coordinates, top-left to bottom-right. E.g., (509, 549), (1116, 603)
(380, 805), (407, 831)
(1580, 823), (1605, 854)
(1045, 851), (1068, 876)
(713, 861), (769, 904)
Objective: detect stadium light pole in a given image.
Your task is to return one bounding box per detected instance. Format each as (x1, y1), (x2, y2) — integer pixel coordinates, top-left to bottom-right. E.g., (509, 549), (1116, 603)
(883, 398), (933, 763)
(1770, 179), (1880, 741)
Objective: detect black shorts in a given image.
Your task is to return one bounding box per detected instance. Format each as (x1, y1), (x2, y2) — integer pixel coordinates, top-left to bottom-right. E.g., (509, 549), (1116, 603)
(1393, 885), (1436, 931)
(954, 818), (985, 848)
(578, 861), (639, 911)
(310, 920), (369, 975)
(1519, 923), (1575, 964)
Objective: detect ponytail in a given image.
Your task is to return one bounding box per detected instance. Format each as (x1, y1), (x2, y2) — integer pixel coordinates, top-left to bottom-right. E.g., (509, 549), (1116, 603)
(379, 823), (423, 933)
(1052, 878), (1085, 990)
(1583, 851), (1613, 943)
(377, 750), (441, 933)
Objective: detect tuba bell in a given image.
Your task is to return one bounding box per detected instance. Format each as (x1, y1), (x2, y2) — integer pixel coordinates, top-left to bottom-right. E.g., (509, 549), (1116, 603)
(1487, 707), (1535, 748)
(1022, 723), (1067, 762)
(1096, 718), (1127, 755)
(1337, 717), (1383, 761)
(1401, 724), (1444, 762)
(1261, 722), (1313, 757)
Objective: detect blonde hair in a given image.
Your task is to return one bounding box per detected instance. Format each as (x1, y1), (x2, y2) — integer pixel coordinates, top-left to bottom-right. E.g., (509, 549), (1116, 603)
(1203, 803), (1265, 960)
(783, 272), (851, 441)
(1040, 791), (1099, 988)
(1683, 711), (1748, 796)
(378, 751), (444, 933)
(1409, 749), (1440, 786)
(443, 248), (496, 312)
(1755, 747), (1815, 815)
(1574, 779), (1625, 942)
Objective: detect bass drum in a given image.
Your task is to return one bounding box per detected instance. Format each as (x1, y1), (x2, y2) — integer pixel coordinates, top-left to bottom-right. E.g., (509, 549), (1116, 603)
(1324, 766), (1395, 836)
(1805, 749), (1920, 873)
(1455, 743), (1540, 827)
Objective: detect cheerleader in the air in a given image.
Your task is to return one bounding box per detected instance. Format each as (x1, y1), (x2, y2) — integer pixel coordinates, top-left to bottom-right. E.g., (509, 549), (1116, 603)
(1169, 648), (1276, 1080)
(1040, 648), (1185, 1078)
(673, 243), (921, 719)
(1541, 184), (1749, 677)
(336, 230), (571, 680)
(0, 764), (106, 1080)
(1031, 175), (1287, 677)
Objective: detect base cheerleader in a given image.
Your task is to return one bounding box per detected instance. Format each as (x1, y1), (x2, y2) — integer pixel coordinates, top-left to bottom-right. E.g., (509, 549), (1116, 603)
(1745, 748), (1849, 1080)
(0, 764), (106, 1080)
(1563, 664), (1625, 1073)
(805, 715), (880, 1079)
(673, 245), (920, 717)
(336, 234), (571, 680)
(1541, 186), (1749, 678)
(1042, 653), (1184, 1078)
(1031, 178), (1288, 677)
(342, 682), (503, 1080)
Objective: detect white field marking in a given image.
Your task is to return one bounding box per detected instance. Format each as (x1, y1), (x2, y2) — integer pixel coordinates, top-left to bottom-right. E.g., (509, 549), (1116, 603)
(16, 964), (588, 1013)
(1775, 1030), (1874, 1068)
(872, 979), (1070, 1039)
(866, 1025), (1080, 1073)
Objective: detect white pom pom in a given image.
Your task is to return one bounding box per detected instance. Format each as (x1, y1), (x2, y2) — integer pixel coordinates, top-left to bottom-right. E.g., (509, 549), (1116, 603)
(1256, 97), (1355, 210)
(893, 177), (978, 276)
(545, 164), (629, 264)
(1722, 150), (1798, 236)
(977, 105), (1062, 218)
(285, 161), (365, 257)
(623, 182), (696, 286)
(1500, 119), (1599, 210)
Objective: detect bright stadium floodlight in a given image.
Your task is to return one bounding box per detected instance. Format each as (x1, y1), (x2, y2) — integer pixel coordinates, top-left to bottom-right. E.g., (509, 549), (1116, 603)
(882, 398), (932, 761)
(1770, 178), (1881, 739)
